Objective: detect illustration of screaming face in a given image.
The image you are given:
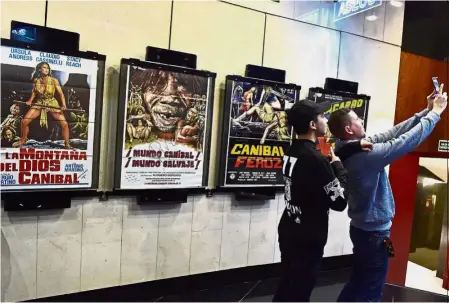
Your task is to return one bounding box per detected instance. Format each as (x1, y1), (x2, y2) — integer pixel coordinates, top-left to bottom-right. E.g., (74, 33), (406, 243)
(144, 73), (187, 132)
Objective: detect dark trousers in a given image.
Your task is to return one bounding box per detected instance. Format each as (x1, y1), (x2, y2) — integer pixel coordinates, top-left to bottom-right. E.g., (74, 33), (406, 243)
(337, 226), (390, 302)
(273, 235), (324, 302)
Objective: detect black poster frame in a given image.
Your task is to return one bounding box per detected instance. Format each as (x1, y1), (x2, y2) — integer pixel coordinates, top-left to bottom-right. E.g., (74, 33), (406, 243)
(218, 75), (301, 188)
(308, 87), (371, 130)
(0, 38), (106, 194)
(114, 58), (216, 191)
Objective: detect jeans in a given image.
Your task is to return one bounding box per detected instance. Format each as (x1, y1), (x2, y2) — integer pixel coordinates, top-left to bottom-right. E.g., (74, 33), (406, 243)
(337, 225), (390, 302)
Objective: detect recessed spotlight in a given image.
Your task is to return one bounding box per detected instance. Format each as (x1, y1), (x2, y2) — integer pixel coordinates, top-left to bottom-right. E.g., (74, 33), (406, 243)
(390, 0), (403, 7)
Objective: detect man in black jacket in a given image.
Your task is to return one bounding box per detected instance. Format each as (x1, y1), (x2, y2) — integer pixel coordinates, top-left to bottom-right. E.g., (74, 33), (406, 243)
(273, 99), (372, 302)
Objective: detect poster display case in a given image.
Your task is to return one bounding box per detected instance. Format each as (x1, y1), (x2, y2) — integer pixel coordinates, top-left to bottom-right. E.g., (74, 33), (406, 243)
(219, 75), (301, 188)
(0, 38), (105, 193)
(114, 59), (216, 190)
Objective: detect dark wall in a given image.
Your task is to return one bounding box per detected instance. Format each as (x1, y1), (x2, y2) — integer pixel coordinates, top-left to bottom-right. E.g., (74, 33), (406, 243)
(394, 51), (448, 156)
(402, 1), (449, 62)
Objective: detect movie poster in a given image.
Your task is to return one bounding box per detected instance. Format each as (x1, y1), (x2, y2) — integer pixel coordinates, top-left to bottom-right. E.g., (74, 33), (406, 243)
(117, 62), (214, 189)
(0, 45), (99, 190)
(308, 88), (370, 156)
(221, 76), (300, 186)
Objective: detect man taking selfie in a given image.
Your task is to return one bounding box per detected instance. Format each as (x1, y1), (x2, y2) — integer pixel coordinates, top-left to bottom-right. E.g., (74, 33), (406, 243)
(273, 99), (372, 302)
(327, 84), (448, 302)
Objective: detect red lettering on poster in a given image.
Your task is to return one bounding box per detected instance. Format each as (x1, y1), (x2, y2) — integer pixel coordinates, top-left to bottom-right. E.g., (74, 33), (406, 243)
(234, 156), (282, 169)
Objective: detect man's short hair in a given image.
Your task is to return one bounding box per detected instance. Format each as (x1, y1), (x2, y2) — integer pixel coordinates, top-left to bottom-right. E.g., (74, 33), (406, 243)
(328, 108), (352, 139)
(286, 100), (317, 135)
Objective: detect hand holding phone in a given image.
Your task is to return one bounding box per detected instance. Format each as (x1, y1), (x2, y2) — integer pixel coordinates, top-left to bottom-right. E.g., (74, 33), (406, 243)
(428, 78), (442, 110)
(432, 83), (447, 116)
(432, 77), (440, 93)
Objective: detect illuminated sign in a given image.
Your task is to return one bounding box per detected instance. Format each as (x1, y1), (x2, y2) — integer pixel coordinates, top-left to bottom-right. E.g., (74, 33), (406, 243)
(438, 140), (449, 152)
(333, 0), (382, 22)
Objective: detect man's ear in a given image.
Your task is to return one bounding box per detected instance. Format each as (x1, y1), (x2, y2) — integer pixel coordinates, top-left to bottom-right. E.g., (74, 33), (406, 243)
(344, 125), (353, 135)
(309, 120), (317, 130)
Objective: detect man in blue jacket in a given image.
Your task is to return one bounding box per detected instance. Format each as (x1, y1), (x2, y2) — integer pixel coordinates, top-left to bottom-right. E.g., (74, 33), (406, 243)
(327, 85), (447, 302)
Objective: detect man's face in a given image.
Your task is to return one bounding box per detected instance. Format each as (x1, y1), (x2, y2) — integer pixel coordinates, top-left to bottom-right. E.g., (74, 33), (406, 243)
(315, 114), (328, 137)
(4, 130), (13, 140)
(144, 73), (187, 132)
(347, 110), (366, 139)
(11, 105), (20, 116)
(186, 109), (197, 122)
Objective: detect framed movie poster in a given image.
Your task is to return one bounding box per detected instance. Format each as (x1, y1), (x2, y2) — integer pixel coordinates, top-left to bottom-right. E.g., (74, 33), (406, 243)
(0, 39), (105, 192)
(219, 75), (301, 187)
(308, 87), (371, 156)
(114, 59), (216, 189)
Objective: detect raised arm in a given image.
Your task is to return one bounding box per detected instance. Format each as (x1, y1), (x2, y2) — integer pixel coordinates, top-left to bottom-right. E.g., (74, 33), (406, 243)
(367, 109), (429, 144)
(368, 90), (439, 143)
(367, 90), (447, 168)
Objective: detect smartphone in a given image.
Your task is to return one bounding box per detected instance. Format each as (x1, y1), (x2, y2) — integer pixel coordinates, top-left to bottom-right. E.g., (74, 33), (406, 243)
(432, 77), (440, 92)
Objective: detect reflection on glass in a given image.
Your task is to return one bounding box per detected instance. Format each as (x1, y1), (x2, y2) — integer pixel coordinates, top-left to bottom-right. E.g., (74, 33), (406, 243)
(407, 158), (448, 296)
(293, 0), (404, 45)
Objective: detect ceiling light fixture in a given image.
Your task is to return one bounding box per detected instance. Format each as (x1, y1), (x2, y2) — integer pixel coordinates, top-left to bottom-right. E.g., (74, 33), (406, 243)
(390, 0), (404, 8)
(366, 13), (378, 21)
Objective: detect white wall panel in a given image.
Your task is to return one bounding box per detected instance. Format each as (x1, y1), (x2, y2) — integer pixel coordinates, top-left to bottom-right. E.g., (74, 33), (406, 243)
(80, 199), (123, 291)
(46, 1), (171, 66)
(247, 197), (279, 266)
(222, 0), (295, 19)
(170, 1), (265, 187)
(220, 198), (251, 270)
(46, 0), (172, 190)
(384, 1), (405, 46)
(1, 1), (46, 39)
(36, 203), (83, 297)
(190, 194), (224, 274)
(263, 16), (340, 99)
(338, 33), (401, 136)
(324, 210), (347, 257)
(274, 193), (285, 263)
(190, 229), (222, 274)
(363, 2), (387, 41)
(120, 198), (159, 285)
(1, 210), (38, 301)
(156, 198), (194, 279)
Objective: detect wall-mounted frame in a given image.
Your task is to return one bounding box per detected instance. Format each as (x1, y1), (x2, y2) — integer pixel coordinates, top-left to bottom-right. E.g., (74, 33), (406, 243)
(218, 75), (301, 188)
(114, 59), (216, 191)
(0, 38), (105, 196)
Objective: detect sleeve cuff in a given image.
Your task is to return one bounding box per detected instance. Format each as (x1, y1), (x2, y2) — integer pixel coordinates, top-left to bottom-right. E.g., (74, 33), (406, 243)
(428, 110), (442, 122)
(331, 160), (343, 169)
(415, 109), (430, 119)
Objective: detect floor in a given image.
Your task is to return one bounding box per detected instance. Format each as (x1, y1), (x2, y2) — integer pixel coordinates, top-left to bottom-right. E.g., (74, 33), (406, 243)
(406, 261), (448, 296)
(153, 269), (449, 302)
(409, 248), (440, 271)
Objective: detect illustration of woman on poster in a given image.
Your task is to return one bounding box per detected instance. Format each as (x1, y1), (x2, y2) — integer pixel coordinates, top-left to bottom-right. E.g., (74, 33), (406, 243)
(233, 86), (277, 124)
(13, 62), (71, 149)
